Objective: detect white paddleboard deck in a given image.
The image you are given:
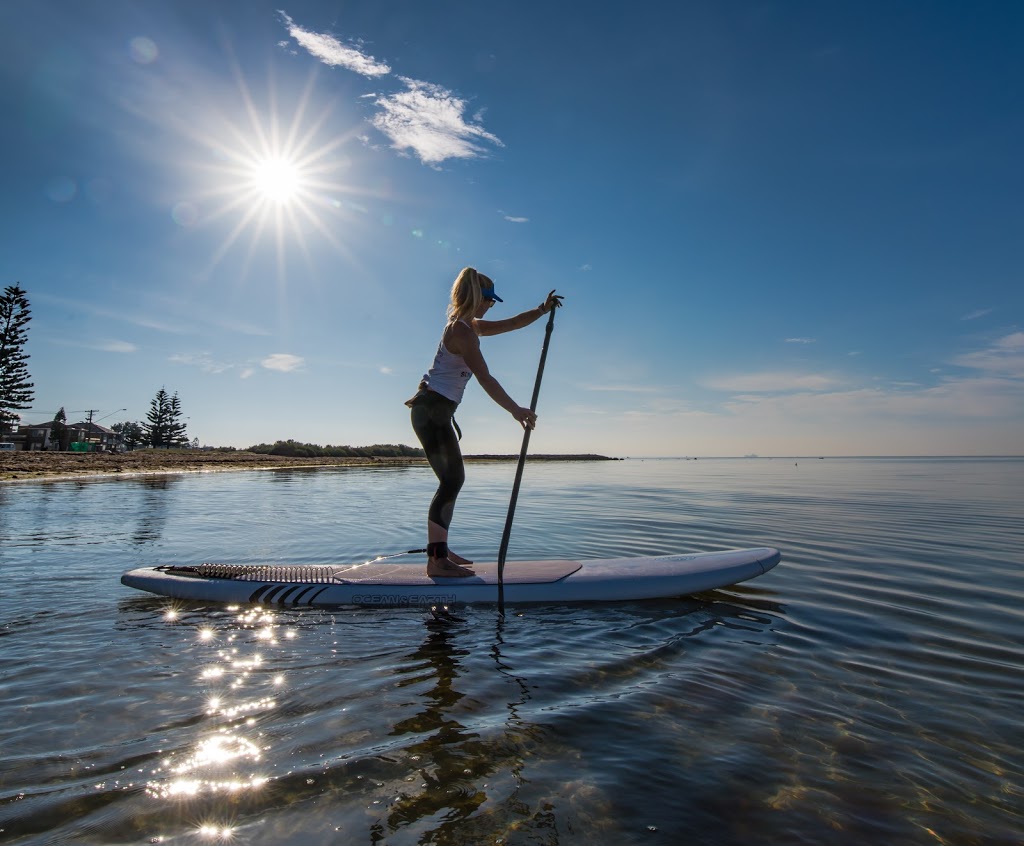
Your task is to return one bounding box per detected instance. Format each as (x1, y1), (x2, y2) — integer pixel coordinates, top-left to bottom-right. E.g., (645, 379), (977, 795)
(121, 547), (781, 607)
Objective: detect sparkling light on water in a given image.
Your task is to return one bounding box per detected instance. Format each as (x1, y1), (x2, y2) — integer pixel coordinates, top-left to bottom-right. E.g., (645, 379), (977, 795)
(2, 459), (1021, 843)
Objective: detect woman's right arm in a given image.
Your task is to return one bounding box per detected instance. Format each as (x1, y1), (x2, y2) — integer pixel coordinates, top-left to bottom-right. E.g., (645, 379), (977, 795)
(451, 323), (536, 429)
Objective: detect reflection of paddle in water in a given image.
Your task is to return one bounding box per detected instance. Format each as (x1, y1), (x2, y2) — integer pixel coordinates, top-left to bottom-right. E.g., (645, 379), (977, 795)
(384, 615), (484, 834)
(490, 614), (531, 726)
(380, 612), (541, 843)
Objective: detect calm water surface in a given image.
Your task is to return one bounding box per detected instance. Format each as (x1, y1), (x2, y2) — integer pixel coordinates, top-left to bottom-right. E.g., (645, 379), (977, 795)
(0, 458), (1021, 845)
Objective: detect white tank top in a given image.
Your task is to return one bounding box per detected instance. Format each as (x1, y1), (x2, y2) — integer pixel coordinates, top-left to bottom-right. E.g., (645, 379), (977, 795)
(423, 320), (473, 403)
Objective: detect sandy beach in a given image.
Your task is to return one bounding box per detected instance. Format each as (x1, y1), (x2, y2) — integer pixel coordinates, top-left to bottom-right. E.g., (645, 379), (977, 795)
(0, 450), (422, 483)
(0, 450), (616, 482)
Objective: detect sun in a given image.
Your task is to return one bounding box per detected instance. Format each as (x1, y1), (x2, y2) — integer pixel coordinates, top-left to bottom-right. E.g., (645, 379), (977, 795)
(249, 156), (303, 205)
(179, 64), (373, 280)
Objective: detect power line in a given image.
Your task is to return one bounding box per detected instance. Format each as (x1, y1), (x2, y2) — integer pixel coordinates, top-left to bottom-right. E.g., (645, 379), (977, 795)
(14, 409), (131, 426)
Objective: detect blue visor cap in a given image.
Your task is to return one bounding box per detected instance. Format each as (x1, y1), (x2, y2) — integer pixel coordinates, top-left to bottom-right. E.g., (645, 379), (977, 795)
(482, 287), (503, 303)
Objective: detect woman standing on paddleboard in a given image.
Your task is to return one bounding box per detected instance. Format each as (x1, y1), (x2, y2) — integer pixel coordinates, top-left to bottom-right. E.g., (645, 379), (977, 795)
(407, 267), (563, 577)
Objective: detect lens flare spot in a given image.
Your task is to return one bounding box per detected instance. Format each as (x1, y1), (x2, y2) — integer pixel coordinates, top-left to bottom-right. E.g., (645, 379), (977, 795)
(46, 177), (77, 204)
(172, 201), (199, 227)
(129, 36), (158, 64)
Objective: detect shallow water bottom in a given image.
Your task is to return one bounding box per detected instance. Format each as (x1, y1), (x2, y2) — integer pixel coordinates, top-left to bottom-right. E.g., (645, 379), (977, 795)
(1, 458), (1022, 844)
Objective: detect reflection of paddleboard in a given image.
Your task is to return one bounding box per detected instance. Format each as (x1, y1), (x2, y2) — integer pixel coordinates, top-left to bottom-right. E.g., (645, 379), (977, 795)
(121, 547), (781, 607)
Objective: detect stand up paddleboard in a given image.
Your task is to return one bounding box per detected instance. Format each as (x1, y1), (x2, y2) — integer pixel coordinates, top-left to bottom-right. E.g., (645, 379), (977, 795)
(121, 547), (780, 607)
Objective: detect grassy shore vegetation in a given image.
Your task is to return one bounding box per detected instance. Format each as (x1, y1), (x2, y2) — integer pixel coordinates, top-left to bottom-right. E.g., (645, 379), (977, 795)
(244, 440), (618, 461)
(246, 440), (425, 458)
(0, 442), (618, 483)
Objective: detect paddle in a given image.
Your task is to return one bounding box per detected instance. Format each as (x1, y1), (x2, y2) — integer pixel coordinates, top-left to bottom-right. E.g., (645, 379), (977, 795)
(497, 302), (558, 615)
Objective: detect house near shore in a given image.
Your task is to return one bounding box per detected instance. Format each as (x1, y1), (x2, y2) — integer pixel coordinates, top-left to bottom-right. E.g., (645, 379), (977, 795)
(9, 422), (54, 451)
(4, 421), (122, 452)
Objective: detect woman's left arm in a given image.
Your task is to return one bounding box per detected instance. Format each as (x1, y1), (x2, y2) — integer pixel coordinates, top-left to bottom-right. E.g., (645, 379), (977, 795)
(476, 290), (563, 336)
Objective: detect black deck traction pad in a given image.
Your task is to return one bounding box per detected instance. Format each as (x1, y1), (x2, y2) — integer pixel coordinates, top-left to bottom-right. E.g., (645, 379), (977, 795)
(158, 564), (339, 583)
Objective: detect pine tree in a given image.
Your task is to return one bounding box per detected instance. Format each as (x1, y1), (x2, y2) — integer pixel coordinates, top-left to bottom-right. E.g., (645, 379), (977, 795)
(168, 391), (188, 447)
(143, 388), (173, 448)
(0, 285), (34, 434)
(50, 407), (68, 451)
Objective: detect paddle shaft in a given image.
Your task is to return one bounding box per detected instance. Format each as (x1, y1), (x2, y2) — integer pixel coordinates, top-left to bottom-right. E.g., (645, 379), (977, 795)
(497, 305), (557, 614)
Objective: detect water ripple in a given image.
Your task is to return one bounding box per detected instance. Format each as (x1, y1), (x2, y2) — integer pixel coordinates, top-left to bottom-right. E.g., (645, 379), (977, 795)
(1, 458), (1022, 844)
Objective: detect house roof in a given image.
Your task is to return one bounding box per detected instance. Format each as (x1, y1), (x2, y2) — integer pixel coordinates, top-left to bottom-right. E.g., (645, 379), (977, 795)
(20, 421), (118, 436)
(69, 422), (116, 435)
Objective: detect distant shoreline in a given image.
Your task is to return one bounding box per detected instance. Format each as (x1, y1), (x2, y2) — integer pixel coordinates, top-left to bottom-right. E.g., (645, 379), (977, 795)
(5, 451), (1010, 483)
(464, 454), (620, 462)
(0, 450), (619, 483)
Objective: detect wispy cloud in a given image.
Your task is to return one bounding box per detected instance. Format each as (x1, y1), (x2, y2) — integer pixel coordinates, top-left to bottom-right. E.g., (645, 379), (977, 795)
(501, 212), (528, 223)
(785, 337), (816, 344)
(38, 292), (271, 338)
(262, 353), (305, 372)
(172, 351), (310, 376)
(37, 293), (196, 335)
(278, 12), (390, 76)
(723, 376), (1023, 421)
(99, 340), (138, 353)
(209, 317), (272, 337)
(582, 383), (662, 393)
(280, 13), (502, 166)
(372, 78), (503, 165)
(583, 335), (1024, 455)
(699, 335), (1024, 430)
(951, 331), (1024, 378)
(46, 336), (139, 353)
(703, 372), (839, 392)
(961, 308), (993, 321)
(170, 352), (235, 374)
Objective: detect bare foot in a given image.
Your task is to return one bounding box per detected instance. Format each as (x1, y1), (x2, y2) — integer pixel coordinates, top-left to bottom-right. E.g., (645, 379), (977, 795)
(446, 549), (474, 566)
(427, 557), (475, 578)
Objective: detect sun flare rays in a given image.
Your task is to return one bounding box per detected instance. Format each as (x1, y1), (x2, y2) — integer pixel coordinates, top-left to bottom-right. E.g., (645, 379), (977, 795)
(177, 59), (375, 286)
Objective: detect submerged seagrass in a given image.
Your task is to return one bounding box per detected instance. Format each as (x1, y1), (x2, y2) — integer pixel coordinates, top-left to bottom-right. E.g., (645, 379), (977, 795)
(1, 457), (1020, 843)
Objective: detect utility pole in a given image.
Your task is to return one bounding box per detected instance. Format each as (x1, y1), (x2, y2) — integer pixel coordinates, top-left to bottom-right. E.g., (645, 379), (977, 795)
(83, 410), (98, 448)
(75, 409), (123, 450)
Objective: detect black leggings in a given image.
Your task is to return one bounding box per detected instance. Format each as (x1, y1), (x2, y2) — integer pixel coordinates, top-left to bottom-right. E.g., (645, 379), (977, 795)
(409, 391), (465, 530)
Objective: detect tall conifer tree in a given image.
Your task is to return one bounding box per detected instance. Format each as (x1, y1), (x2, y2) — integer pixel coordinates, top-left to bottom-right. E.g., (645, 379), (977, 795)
(168, 391), (188, 447)
(0, 285), (34, 433)
(143, 387), (173, 448)
(143, 389), (189, 448)
(50, 406), (68, 450)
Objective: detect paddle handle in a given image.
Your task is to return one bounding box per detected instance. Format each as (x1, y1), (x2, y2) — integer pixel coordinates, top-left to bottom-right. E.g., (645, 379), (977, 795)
(497, 306), (557, 613)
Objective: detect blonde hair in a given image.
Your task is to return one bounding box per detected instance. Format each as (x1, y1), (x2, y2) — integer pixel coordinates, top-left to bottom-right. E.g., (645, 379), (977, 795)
(447, 267), (493, 322)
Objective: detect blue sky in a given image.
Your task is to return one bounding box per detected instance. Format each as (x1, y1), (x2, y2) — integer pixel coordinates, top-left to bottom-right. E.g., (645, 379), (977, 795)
(2, 1), (1021, 456)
